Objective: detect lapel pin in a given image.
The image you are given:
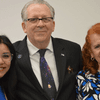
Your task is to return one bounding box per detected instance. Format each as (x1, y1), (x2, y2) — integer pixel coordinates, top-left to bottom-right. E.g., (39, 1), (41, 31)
(61, 53), (65, 56)
(18, 54), (22, 59)
(67, 66), (73, 73)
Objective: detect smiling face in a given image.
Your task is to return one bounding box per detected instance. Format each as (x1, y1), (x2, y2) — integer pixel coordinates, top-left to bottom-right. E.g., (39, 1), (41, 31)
(90, 33), (100, 68)
(0, 43), (11, 78)
(22, 4), (55, 49)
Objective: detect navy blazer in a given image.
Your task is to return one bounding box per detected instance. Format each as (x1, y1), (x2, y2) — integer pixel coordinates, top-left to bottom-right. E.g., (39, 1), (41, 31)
(13, 36), (82, 100)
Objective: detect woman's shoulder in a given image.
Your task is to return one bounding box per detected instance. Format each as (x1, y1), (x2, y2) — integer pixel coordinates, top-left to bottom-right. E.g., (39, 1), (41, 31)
(76, 70), (96, 82)
(77, 70), (93, 76)
(76, 70), (86, 80)
(77, 70), (86, 76)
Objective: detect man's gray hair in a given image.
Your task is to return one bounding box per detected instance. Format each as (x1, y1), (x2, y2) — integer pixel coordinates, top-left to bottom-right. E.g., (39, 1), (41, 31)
(21, 0), (55, 22)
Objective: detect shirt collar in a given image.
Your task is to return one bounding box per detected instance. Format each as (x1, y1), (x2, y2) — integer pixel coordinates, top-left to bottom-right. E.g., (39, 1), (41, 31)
(27, 37), (53, 56)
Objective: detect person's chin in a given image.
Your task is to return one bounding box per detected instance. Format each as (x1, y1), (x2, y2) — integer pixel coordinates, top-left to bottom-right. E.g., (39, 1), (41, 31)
(36, 37), (46, 41)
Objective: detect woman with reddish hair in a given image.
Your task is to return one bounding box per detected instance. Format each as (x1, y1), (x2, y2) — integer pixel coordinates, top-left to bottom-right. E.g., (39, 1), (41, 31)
(76, 23), (100, 100)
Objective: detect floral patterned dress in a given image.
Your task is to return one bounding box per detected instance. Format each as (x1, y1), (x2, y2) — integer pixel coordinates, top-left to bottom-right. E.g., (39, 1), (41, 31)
(76, 70), (100, 100)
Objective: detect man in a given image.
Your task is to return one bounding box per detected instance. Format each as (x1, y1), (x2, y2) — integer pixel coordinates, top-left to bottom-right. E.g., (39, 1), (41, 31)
(13, 0), (82, 100)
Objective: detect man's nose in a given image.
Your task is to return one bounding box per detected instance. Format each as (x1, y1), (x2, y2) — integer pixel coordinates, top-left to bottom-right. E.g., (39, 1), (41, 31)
(37, 19), (45, 27)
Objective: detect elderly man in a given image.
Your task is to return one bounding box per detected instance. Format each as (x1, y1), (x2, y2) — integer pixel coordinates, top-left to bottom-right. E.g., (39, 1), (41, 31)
(14, 0), (82, 100)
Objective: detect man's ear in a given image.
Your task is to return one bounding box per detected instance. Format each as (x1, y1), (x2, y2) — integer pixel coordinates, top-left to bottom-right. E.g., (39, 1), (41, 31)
(22, 22), (27, 33)
(52, 21), (55, 32)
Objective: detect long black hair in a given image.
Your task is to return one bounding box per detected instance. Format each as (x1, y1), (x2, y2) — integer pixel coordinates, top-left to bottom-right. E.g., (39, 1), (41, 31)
(0, 35), (17, 100)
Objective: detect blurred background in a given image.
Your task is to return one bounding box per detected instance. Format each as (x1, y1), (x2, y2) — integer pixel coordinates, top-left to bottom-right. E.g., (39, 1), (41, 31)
(0, 0), (100, 48)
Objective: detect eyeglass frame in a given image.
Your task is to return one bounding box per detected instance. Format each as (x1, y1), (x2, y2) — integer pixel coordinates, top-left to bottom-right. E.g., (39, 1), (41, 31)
(24, 17), (54, 24)
(0, 53), (13, 63)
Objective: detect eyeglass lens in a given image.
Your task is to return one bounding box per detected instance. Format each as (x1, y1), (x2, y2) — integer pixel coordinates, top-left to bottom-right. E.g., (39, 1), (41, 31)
(27, 17), (53, 23)
(0, 53), (13, 62)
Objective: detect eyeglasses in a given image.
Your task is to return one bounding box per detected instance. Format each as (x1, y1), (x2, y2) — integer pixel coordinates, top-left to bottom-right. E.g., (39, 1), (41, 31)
(24, 17), (53, 23)
(0, 53), (13, 62)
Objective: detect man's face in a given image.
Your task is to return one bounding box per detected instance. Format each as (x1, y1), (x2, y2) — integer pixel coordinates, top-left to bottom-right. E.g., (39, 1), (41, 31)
(22, 4), (55, 47)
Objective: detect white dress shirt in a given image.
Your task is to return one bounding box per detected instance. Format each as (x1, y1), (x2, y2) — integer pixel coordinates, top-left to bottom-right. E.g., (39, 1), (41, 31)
(27, 38), (59, 91)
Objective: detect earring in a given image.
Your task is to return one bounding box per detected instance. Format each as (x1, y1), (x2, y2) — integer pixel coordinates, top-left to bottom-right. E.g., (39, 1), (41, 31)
(91, 57), (94, 61)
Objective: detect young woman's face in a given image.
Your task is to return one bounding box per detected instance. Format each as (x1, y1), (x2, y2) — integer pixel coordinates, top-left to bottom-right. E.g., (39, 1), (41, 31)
(90, 33), (100, 67)
(0, 43), (12, 78)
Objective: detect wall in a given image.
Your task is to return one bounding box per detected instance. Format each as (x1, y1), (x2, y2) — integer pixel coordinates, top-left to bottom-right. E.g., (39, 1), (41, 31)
(0, 0), (100, 48)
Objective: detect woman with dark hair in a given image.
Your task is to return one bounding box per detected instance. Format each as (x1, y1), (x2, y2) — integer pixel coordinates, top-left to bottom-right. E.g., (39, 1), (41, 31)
(76, 23), (100, 100)
(0, 35), (17, 100)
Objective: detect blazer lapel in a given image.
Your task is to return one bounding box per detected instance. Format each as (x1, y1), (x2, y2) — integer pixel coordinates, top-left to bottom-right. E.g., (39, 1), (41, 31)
(15, 37), (45, 93)
(52, 37), (69, 92)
